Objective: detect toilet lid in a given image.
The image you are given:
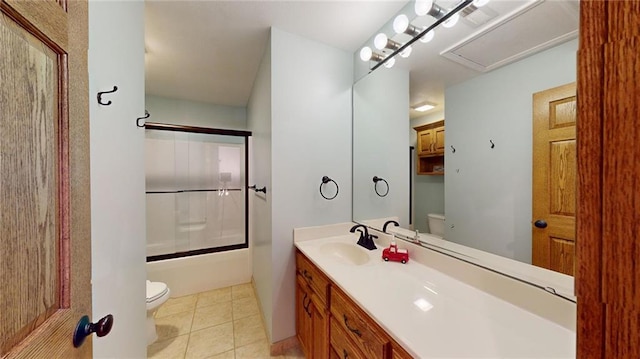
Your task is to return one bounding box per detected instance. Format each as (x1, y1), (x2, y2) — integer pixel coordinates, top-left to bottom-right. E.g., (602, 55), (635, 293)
(146, 281), (168, 303)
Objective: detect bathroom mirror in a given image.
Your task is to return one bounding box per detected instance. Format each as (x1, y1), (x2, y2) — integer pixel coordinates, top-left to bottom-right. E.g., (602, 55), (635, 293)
(353, 0), (579, 295)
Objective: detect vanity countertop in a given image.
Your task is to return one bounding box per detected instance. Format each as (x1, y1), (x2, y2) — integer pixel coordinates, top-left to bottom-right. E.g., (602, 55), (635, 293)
(294, 230), (575, 358)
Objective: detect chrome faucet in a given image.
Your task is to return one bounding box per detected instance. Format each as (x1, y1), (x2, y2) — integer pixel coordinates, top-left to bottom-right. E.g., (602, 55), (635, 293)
(349, 224), (377, 250)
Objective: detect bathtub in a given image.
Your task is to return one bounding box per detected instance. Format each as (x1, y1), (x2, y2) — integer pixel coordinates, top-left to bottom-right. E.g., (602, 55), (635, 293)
(146, 248), (251, 297)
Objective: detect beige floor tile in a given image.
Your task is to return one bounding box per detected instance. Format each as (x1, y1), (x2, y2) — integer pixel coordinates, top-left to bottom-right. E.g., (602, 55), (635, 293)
(205, 350), (235, 359)
(157, 294), (198, 318)
(155, 310), (195, 341)
(197, 287), (232, 308)
(231, 283), (254, 300)
(234, 314), (267, 347)
(191, 301), (233, 332)
(234, 339), (274, 359)
(185, 322), (235, 359)
(147, 334), (189, 359)
(232, 296), (260, 320)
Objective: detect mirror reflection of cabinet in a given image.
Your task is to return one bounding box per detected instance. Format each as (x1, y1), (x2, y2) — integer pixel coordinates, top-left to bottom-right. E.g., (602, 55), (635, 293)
(414, 120), (445, 175)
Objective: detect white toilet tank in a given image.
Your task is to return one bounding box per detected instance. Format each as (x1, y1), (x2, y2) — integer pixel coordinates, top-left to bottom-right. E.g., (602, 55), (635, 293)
(427, 213), (445, 238)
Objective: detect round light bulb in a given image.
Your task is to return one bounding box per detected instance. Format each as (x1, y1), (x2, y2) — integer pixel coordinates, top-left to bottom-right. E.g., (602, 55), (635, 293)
(415, 0), (434, 16)
(393, 14), (409, 34)
(419, 29), (435, 43)
(384, 57), (396, 68)
(473, 0), (490, 7)
(442, 12), (459, 28)
(374, 33), (388, 50)
(359, 47), (373, 61)
(400, 46), (412, 58)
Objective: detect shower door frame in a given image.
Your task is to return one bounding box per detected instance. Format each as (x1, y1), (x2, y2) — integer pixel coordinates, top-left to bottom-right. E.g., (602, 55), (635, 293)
(144, 122), (251, 262)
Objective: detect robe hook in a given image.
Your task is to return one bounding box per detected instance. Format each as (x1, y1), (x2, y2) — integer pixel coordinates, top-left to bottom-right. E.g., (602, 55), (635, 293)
(136, 110), (150, 127)
(97, 86), (118, 106)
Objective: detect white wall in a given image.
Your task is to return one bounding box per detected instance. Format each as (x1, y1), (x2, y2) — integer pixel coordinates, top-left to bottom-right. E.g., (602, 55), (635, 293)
(353, 67), (410, 227)
(444, 39), (578, 263)
(88, 1), (146, 357)
(145, 94), (247, 130)
(410, 111), (445, 233)
(247, 34), (273, 340)
(268, 27), (354, 343)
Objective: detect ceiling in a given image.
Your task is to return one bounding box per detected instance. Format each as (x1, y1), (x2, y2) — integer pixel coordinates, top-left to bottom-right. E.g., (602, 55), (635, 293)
(145, 0), (579, 115)
(145, 0), (409, 106)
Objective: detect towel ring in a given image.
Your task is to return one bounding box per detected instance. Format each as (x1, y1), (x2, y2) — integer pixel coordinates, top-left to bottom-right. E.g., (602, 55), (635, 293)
(372, 176), (389, 197)
(320, 176), (339, 200)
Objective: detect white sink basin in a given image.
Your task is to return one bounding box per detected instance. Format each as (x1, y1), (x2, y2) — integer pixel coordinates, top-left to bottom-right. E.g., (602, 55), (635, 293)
(319, 242), (370, 265)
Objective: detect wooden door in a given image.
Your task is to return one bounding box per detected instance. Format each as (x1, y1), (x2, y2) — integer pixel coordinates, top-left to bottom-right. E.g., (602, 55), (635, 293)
(532, 82), (577, 275)
(0, 1), (91, 357)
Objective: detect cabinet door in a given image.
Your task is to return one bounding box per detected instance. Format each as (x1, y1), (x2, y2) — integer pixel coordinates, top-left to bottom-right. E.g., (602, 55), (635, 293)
(296, 277), (313, 356)
(418, 129), (434, 155)
(433, 126), (445, 154)
(311, 293), (329, 358)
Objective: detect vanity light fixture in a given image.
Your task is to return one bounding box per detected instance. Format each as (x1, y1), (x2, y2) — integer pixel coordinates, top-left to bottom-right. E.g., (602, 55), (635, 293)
(361, 46), (396, 68)
(415, 0), (459, 28)
(362, 0), (473, 71)
(393, 14), (436, 43)
(359, 46), (385, 62)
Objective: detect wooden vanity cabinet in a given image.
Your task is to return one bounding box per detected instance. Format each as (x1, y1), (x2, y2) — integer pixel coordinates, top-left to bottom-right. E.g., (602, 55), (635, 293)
(414, 120), (445, 175)
(295, 251), (330, 358)
(296, 249), (414, 358)
(330, 286), (390, 359)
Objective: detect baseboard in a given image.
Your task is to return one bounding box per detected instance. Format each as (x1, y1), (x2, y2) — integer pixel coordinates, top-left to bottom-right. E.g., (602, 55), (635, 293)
(270, 335), (300, 356)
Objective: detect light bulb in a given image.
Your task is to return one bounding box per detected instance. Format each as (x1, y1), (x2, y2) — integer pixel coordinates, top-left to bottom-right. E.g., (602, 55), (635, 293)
(442, 13), (459, 28)
(393, 14), (409, 34)
(359, 47), (373, 61)
(384, 57), (396, 68)
(400, 46), (412, 58)
(374, 33), (388, 50)
(415, 0), (434, 16)
(419, 29), (435, 43)
(473, 0), (490, 7)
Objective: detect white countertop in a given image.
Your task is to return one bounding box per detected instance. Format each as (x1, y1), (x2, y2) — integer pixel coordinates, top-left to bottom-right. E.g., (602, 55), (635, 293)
(294, 231), (575, 358)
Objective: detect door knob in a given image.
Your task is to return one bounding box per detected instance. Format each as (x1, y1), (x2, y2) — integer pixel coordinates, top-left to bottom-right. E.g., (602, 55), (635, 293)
(534, 220), (548, 229)
(73, 314), (114, 348)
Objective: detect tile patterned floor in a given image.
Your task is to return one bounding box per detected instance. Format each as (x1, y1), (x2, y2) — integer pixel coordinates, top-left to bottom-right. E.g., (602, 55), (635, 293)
(148, 283), (305, 359)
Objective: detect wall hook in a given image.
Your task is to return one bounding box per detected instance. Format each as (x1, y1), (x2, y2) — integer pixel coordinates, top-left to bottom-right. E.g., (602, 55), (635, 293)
(490, 140), (495, 149)
(450, 145), (456, 153)
(97, 86), (118, 106)
(136, 110), (150, 127)
(320, 176), (339, 200)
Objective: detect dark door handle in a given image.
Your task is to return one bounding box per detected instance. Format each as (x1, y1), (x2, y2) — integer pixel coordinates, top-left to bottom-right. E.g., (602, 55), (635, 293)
(534, 220), (548, 229)
(73, 314), (114, 348)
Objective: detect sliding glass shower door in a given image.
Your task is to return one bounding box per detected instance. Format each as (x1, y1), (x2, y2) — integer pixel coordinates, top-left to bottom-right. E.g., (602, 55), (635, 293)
(144, 126), (249, 261)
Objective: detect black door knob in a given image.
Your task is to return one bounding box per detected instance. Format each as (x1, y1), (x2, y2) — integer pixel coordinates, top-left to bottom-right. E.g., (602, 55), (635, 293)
(73, 314), (114, 348)
(534, 220), (548, 229)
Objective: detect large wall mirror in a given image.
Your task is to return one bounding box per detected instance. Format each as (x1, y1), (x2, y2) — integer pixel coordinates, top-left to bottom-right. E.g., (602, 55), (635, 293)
(353, 0), (579, 298)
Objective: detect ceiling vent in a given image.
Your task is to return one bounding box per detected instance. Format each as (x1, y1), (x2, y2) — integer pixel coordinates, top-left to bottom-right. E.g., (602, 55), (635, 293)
(460, 4), (498, 28)
(440, 0), (579, 72)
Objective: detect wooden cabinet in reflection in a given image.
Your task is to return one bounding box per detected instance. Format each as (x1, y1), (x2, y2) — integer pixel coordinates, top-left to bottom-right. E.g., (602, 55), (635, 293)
(414, 120), (445, 175)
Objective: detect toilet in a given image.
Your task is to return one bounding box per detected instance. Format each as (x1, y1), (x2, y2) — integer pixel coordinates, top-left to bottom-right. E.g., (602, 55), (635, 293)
(146, 280), (171, 345)
(427, 213), (445, 238)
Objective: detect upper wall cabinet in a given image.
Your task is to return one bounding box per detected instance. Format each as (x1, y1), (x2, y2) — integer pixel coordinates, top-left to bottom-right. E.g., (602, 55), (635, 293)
(414, 120), (445, 175)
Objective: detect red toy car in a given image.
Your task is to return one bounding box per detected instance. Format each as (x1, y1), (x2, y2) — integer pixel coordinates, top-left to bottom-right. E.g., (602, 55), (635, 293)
(382, 242), (409, 264)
